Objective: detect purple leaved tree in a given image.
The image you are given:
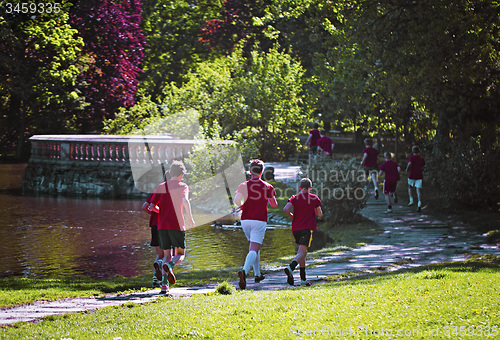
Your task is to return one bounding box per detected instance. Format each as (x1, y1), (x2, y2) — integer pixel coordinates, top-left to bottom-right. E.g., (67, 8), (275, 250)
(71, 0), (146, 131)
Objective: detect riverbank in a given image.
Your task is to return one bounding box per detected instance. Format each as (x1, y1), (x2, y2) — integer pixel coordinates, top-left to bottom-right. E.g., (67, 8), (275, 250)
(2, 191), (499, 327)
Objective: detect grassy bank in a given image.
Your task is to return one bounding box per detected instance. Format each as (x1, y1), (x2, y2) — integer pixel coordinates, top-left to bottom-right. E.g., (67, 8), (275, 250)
(2, 258), (499, 338)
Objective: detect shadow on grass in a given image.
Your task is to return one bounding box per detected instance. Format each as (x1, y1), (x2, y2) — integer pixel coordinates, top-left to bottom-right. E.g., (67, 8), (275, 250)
(324, 254), (500, 287)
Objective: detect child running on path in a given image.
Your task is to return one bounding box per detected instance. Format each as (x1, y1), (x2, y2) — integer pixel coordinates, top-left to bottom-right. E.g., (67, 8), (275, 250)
(406, 145), (425, 212)
(234, 159), (278, 289)
(149, 161), (195, 294)
(141, 194), (164, 288)
(283, 178), (323, 286)
(361, 138), (379, 199)
(379, 152), (401, 213)
(317, 129), (334, 157)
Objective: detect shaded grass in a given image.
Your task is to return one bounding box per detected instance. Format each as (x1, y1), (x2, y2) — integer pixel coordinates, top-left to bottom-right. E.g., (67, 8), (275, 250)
(2, 259), (500, 338)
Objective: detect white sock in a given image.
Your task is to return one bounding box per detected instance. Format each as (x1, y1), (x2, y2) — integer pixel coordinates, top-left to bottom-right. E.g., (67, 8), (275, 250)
(243, 250), (257, 274)
(253, 251), (261, 277)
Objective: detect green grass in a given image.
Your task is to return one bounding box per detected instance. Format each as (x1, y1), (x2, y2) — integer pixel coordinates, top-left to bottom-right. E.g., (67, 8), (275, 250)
(2, 259), (500, 339)
(0, 269), (238, 309)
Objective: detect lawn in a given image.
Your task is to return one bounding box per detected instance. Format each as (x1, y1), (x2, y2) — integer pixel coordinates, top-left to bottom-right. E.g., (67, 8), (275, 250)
(2, 259), (499, 339)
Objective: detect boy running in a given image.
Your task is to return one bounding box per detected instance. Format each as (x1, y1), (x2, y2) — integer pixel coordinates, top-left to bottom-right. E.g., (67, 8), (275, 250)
(283, 178), (323, 286)
(149, 161), (195, 294)
(379, 152), (401, 213)
(406, 145), (425, 211)
(234, 159), (277, 290)
(141, 194), (164, 288)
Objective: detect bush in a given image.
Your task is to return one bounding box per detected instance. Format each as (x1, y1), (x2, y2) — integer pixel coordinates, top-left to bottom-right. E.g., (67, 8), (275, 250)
(302, 158), (368, 226)
(216, 281), (236, 295)
(426, 139), (500, 207)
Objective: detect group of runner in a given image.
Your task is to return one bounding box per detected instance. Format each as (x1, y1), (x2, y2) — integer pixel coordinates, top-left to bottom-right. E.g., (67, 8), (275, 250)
(361, 138), (425, 214)
(140, 131), (425, 293)
(142, 159), (323, 294)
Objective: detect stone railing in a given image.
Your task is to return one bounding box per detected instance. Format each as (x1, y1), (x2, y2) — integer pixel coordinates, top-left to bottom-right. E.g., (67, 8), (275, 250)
(29, 134), (195, 165)
(23, 134), (239, 198)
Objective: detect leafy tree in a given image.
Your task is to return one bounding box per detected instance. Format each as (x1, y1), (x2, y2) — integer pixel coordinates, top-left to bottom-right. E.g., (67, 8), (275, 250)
(69, 0), (146, 131)
(105, 48), (308, 160)
(0, 0), (83, 158)
(139, 0), (220, 98)
(328, 0), (500, 153)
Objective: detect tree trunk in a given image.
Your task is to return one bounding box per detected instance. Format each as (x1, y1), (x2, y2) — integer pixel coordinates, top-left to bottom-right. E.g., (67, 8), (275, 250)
(433, 110), (450, 157)
(8, 95), (24, 160)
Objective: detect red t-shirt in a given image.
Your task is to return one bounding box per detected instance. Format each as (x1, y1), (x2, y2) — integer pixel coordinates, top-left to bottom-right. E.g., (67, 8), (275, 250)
(150, 180), (189, 230)
(408, 154), (425, 180)
(317, 136), (334, 156)
(309, 129), (321, 147)
(363, 147), (379, 168)
(237, 178), (276, 222)
(146, 193), (158, 227)
(379, 160), (400, 183)
(289, 192), (322, 231)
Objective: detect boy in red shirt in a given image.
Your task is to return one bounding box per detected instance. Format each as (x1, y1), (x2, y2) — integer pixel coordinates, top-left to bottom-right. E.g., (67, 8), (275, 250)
(234, 159), (278, 289)
(406, 145), (425, 211)
(305, 123), (321, 157)
(379, 152), (401, 213)
(283, 178), (323, 286)
(317, 129), (334, 157)
(142, 193), (165, 288)
(149, 161), (195, 294)
(361, 138), (379, 199)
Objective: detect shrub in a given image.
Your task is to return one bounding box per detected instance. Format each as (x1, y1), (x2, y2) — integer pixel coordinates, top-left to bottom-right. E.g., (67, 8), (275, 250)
(426, 138), (500, 207)
(216, 281), (235, 295)
(302, 158), (368, 226)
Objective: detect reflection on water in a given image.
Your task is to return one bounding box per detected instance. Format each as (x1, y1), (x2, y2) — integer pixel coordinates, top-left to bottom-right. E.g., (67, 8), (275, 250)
(0, 163), (328, 278)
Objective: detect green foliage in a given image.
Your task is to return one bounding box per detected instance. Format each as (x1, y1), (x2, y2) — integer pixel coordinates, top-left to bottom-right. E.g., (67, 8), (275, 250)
(215, 281), (235, 295)
(426, 138), (500, 207)
(303, 157), (368, 226)
(105, 48), (308, 161)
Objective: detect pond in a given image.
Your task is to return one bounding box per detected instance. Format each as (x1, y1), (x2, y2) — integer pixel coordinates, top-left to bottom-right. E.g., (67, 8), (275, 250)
(0, 163), (331, 279)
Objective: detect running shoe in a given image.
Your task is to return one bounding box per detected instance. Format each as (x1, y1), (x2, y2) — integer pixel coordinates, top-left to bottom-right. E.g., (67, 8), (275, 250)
(160, 284), (169, 294)
(300, 280), (311, 287)
(417, 203), (422, 212)
(408, 201), (414, 206)
(374, 190), (379, 200)
(162, 262), (176, 285)
(152, 276), (161, 288)
(385, 209), (393, 213)
(153, 260), (162, 281)
(238, 270), (246, 290)
(284, 266), (294, 286)
(255, 275), (265, 283)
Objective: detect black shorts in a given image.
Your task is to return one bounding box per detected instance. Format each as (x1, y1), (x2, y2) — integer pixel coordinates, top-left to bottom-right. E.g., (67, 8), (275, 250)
(310, 145), (318, 154)
(150, 225), (159, 247)
(158, 229), (186, 250)
(364, 166), (378, 179)
(293, 229), (314, 247)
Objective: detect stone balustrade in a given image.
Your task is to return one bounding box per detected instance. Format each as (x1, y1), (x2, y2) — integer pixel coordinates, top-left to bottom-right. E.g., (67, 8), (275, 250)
(23, 134), (199, 198)
(29, 134), (194, 165)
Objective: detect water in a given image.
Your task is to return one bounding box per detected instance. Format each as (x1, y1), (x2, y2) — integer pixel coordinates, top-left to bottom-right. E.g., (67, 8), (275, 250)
(0, 163), (329, 279)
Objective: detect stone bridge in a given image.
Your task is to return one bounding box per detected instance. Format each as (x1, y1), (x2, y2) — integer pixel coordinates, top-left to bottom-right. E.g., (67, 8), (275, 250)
(22, 134), (198, 198)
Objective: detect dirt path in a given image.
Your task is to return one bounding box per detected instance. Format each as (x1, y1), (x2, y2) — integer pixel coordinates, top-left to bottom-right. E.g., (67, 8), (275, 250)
(1, 185), (498, 325)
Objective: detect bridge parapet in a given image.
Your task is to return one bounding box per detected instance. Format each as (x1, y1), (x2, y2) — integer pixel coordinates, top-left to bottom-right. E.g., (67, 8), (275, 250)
(23, 135), (198, 198)
(29, 135), (194, 165)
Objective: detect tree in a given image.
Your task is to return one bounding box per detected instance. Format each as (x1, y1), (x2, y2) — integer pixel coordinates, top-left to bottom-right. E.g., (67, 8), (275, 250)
(0, 1), (83, 158)
(139, 0), (220, 98)
(105, 48), (308, 160)
(69, 0), (146, 131)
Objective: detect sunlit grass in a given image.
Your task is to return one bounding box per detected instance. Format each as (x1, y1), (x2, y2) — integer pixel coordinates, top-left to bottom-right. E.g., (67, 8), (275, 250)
(2, 260), (499, 339)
